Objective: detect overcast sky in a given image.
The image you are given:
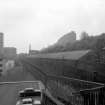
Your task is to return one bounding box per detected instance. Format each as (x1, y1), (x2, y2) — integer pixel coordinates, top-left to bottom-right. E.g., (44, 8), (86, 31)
(0, 0), (105, 53)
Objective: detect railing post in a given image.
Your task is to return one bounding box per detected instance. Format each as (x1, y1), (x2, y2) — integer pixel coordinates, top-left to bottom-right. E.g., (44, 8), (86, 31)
(45, 76), (48, 90)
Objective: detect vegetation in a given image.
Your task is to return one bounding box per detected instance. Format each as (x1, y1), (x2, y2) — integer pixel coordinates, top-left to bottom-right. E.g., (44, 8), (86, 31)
(41, 32), (105, 53)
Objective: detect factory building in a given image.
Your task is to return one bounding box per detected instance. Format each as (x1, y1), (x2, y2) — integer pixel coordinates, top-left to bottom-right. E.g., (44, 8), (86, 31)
(0, 32), (4, 73)
(3, 47), (17, 60)
(0, 32), (17, 75)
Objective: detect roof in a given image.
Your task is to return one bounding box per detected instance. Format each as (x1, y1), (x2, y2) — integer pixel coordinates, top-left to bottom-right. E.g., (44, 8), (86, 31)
(24, 88), (34, 90)
(29, 50), (91, 60)
(22, 98), (32, 101)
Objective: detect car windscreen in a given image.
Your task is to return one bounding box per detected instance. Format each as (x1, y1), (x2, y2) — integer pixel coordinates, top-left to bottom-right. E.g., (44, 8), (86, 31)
(19, 91), (41, 98)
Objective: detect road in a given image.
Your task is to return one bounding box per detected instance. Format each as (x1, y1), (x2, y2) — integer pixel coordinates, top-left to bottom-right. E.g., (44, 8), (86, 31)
(0, 61), (63, 105)
(0, 81), (44, 105)
(0, 66), (44, 105)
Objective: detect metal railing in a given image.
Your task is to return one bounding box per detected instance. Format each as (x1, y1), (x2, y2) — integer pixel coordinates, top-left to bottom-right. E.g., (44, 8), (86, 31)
(72, 86), (105, 105)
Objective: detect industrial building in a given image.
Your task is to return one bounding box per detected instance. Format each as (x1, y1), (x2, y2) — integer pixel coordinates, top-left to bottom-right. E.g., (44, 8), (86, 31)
(0, 32), (17, 74)
(3, 47), (17, 59)
(0, 32), (4, 73)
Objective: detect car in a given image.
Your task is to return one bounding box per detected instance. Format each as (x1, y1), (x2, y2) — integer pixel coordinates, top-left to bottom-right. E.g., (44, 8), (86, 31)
(16, 98), (33, 105)
(19, 88), (43, 105)
(22, 98), (33, 105)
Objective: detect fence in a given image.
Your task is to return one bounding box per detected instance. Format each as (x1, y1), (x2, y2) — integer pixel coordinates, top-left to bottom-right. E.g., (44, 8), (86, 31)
(72, 86), (105, 105)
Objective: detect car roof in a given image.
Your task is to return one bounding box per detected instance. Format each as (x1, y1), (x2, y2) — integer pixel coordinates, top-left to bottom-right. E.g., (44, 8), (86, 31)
(19, 88), (42, 94)
(34, 89), (41, 92)
(24, 88), (34, 90)
(22, 98), (32, 101)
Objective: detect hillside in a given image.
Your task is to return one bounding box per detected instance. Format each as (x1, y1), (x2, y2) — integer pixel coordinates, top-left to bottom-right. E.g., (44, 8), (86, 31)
(56, 31), (76, 46)
(41, 32), (105, 53)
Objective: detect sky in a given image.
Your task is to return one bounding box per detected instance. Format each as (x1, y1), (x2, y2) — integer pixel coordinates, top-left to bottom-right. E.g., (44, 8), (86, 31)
(0, 0), (105, 53)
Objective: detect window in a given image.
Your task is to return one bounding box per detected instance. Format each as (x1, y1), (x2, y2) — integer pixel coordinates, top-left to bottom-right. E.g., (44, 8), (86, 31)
(0, 59), (2, 61)
(0, 69), (2, 72)
(19, 92), (41, 98)
(0, 64), (2, 67)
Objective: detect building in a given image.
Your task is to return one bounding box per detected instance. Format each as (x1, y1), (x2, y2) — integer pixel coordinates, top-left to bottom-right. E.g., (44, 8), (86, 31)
(28, 44), (39, 55)
(0, 32), (3, 48)
(3, 47), (17, 60)
(0, 33), (17, 74)
(0, 33), (4, 73)
(29, 50), (39, 55)
(0, 32), (4, 56)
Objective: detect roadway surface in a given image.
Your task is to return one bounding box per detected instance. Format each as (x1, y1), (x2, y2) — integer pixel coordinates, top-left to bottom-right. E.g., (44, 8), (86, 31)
(0, 65), (62, 105)
(0, 66), (42, 105)
(0, 81), (44, 105)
